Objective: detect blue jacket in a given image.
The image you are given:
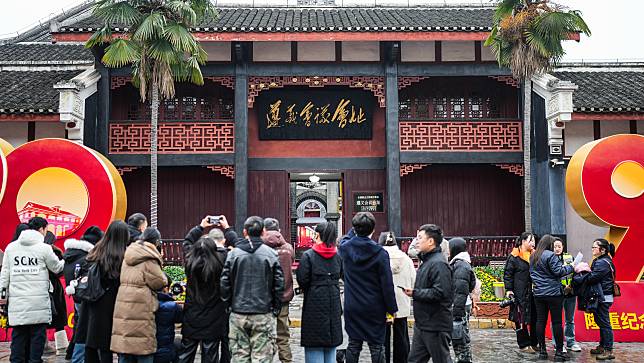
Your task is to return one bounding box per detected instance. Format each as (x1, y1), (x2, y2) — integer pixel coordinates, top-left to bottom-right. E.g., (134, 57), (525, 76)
(155, 292), (183, 363)
(586, 255), (615, 296)
(529, 250), (574, 298)
(339, 228), (397, 344)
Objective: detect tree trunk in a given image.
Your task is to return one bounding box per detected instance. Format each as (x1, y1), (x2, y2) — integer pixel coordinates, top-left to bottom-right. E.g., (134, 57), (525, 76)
(523, 80), (532, 232)
(150, 82), (159, 228)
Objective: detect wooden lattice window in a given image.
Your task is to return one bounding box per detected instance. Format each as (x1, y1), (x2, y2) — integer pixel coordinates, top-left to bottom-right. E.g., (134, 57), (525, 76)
(433, 97), (448, 118)
(450, 97), (465, 118)
(469, 97), (484, 118)
(162, 99), (179, 120)
(399, 99), (411, 119)
(181, 97), (198, 120)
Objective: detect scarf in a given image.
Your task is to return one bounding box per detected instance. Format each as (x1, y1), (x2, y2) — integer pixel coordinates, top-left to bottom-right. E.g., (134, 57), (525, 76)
(312, 243), (337, 259)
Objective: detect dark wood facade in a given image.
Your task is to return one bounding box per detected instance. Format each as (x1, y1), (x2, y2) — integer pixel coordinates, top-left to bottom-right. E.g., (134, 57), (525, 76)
(248, 171), (290, 240)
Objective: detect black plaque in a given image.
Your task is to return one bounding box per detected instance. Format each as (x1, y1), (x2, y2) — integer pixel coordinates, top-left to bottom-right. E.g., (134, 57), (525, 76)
(353, 192), (384, 213)
(255, 88), (374, 140)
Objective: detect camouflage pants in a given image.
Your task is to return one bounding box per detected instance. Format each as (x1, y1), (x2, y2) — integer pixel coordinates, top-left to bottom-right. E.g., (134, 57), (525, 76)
(229, 312), (276, 363)
(453, 306), (472, 363)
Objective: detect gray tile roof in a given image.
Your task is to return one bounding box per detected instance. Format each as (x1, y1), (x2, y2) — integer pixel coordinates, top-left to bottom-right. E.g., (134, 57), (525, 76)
(0, 44), (93, 64)
(0, 70), (82, 114)
(59, 7), (494, 33)
(554, 71), (644, 113)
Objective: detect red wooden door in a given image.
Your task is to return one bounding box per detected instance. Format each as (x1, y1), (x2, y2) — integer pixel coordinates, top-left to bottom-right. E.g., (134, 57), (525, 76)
(248, 171), (290, 241)
(343, 169), (388, 237)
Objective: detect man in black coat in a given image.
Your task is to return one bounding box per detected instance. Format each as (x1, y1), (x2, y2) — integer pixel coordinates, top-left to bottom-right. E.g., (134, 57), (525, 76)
(405, 224), (454, 363)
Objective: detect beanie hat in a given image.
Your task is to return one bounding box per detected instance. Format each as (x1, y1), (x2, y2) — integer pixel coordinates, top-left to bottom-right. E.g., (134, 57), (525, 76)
(81, 226), (104, 245)
(449, 237), (468, 259)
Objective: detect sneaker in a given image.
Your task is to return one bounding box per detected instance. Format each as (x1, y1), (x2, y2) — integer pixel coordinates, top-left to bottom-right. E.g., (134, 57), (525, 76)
(555, 350), (570, 362)
(538, 350), (548, 360)
(520, 346), (537, 354)
(596, 349), (615, 360)
(569, 343), (582, 352)
(590, 346), (605, 355)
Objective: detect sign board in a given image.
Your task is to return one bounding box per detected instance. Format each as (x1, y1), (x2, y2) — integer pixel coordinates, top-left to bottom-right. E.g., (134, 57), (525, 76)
(255, 88), (374, 140)
(353, 192), (384, 213)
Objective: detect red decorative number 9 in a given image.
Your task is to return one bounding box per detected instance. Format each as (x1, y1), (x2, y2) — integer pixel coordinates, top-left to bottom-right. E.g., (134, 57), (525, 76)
(566, 134), (644, 281)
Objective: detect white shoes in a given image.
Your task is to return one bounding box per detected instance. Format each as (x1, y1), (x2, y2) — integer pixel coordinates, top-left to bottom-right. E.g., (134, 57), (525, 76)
(569, 343), (582, 352)
(54, 330), (69, 355)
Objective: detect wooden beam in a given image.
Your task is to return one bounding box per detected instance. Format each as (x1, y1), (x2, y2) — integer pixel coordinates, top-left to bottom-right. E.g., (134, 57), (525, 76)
(572, 112), (644, 121)
(0, 114), (60, 122)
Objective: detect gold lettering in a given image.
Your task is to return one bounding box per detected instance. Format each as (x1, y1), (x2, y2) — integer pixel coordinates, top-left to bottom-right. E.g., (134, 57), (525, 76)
(266, 100), (282, 128)
(285, 104), (297, 124)
(332, 99), (351, 128)
(300, 101), (314, 127)
(314, 104), (331, 124)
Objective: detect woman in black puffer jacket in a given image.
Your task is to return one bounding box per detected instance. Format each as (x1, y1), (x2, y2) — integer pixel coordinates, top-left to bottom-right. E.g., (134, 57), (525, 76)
(296, 221), (343, 363)
(529, 235), (574, 362)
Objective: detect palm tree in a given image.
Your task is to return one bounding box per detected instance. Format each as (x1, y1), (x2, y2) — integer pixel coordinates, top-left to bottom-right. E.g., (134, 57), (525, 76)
(86, 0), (215, 227)
(485, 0), (590, 232)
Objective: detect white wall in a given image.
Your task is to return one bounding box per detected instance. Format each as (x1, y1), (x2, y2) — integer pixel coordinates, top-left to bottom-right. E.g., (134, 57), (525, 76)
(298, 42), (335, 62)
(401, 41), (435, 62)
(0, 122), (27, 147)
(202, 42), (232, 62)
(565, 196), (608, 263)
(35, 122), (66, 139)
(441, 41), (475, 62)
(564, 121), (594, 156)
(600, 120), (630, 137)
(342, 41), (379, 61)
(253, 42), (291, 62)
(481, 44), (496, 61)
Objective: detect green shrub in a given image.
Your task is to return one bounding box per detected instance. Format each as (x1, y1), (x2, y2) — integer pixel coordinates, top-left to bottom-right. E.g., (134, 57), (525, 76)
(474, 266), (505, 302)
(163, 265), (186, 283)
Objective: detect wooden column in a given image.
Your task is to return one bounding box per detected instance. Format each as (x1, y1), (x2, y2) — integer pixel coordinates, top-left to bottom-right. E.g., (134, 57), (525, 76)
(96, 64), (110, 155)
(234, 58), (248, 233)
(385, 62), (401, 235)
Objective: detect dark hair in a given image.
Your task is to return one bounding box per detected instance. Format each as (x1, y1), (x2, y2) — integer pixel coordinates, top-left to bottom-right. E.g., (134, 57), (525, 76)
(185, 237), (224, 305)
(515, 232), (535, 248)
(418, 224), (443, 245)
(531, 234), (555, 266)
(315, 222), (338, 247)
(28, 217), (48, 231)
(449, 237), (467, 259)
(352, 212), (376, 237)
(378, 231), (397, 247)
(139, 227), (161, 245)
(86, 220), (129, 280)
(12, 223), (29, 241)
(263, 218), (280, 231)
(127, 213), (147, 228)
(44, 231), (56, 245)
(244, 216), (264, 237)
(594, 238), (615, 257)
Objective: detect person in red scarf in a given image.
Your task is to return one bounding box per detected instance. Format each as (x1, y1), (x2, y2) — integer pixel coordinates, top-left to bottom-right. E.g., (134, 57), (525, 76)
(296, 221), (343, 363)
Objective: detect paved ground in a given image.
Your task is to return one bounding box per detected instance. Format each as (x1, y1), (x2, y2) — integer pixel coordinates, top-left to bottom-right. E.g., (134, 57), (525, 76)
(1, 328), (643, 363)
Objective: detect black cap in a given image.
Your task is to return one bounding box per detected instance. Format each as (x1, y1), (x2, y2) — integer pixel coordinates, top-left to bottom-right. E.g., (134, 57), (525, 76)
(81, 226), (104, 245)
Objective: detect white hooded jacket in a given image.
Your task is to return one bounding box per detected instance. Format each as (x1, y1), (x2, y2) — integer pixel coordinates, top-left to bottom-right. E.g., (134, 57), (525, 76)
(383, 245), (416, 318)
(0, 229), (64, 326)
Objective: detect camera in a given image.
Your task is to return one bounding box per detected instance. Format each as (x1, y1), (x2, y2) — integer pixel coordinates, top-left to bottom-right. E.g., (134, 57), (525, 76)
(499, 296), (516, 308)
(208, 215), (221, 225)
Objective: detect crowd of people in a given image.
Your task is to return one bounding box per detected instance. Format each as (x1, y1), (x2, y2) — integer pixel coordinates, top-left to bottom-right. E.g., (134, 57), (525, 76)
(0, 211), (618, 363)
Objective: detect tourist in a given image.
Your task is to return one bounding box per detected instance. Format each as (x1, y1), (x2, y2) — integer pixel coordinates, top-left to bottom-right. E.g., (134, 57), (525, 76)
(111, 227), (168, 362)
(448, 237), (476, 363)
(83, 220), (129, 363)
(262, 217), (295, 363)
(220, 215), (284, 362)
(378, 231), (415, 363)
(407, 236), (450, 262)
(127, 213), (148, 244)
(0, 217), (64, 363)
(551, 239), (581, 353)
(530, 234), (574, 362)
(339, 212), (397, 363)
(576, 239), (617, 360)
(405, 224), (453, 363)
(179, 228), (230, 363)
(155, 274), (183, 363)
(297, 221), (343, 363)
(503, 232), (538, 353)
(64, 225), (103, 362)
(44, 231), (69, 355)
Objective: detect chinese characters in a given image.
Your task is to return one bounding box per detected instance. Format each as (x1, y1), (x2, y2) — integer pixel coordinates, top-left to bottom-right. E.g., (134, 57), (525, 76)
(265, 98), (367, 129)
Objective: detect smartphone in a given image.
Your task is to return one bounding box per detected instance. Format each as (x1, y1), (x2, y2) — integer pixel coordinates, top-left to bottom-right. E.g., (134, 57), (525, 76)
(208, 215), (221, 225)
(396, 285), (407, 291)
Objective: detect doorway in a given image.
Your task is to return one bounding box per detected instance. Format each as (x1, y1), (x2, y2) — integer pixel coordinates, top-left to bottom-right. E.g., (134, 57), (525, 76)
(289, 172), (343, 258)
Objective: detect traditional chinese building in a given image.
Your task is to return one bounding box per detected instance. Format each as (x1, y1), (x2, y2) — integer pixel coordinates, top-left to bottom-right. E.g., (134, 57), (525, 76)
(18, 202), (82, 237)
(1, 1), (642, 263)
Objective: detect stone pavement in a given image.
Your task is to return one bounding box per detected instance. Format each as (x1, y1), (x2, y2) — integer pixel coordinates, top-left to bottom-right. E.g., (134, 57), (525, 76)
(1, 328), (643, 363)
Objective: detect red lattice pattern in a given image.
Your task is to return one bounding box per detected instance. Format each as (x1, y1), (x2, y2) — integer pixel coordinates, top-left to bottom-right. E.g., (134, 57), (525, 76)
(495, 164), (524, 177)
(206, 165), (235, 179)
(247, 76), (385, 108)
(400, 164), (429, 177)
(111, 76), (131, 90)
(117, 167), (139, 175)
(488, 76), (519, 88)
(398, 76), (430, 90)
(109, 122), (234, 154)
(204, 76), (235, 89)
(399, 121), (522, 151)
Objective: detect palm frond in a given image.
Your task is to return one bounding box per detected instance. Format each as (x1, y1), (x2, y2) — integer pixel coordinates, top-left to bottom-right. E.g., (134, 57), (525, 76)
(85, 26), (113, 48)
(133, 11), (167, 41)
(167, 1), (197, 26)
(164, 22), (198, 53)
(148, 38), (177, 65)
(190, 0), (217, 23)
(92, 0), (142, 26)
(493, 0), (522, 24)
(101, 39), (141, 68)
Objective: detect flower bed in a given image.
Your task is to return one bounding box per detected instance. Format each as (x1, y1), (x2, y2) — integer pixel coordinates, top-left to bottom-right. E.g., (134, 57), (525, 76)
(474, 266), (504, 302)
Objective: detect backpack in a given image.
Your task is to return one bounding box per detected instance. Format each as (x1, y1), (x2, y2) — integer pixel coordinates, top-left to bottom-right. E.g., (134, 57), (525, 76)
(73, 263), (107, 302)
